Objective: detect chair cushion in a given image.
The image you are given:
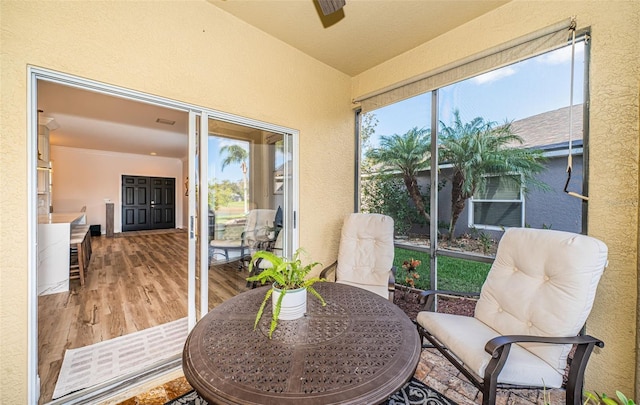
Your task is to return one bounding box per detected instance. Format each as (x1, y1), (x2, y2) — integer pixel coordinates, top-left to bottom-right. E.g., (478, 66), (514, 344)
(244, 209), (276, 246)
(336, 280), (389, 299)
(220, 222), (244, 241)
(210, 239), (243, 248)
(475, 228), (608, 375)
(336, 213), (394, 296)
(417, 311), (564, 388)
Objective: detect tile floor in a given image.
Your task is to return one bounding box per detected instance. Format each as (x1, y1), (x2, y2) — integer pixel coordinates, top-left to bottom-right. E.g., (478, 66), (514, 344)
(115, 376), (192, 405)
(415, 349), (565, 405)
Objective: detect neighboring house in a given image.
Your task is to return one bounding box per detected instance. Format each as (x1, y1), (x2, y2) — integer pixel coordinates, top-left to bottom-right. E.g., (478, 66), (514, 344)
(408, 105), (586, 238)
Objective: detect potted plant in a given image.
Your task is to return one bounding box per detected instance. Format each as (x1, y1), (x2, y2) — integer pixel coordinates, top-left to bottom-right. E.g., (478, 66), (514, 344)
(246, 248), (326, 338)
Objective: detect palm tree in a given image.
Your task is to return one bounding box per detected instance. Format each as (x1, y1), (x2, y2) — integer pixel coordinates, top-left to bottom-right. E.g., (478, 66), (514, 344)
(220, 143), (249, 214)
(439, 110), (546, 240)
(366, 127), (432, 226)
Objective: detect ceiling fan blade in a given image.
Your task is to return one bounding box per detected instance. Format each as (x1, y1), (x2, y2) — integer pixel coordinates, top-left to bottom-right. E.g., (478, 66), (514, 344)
(317, 0), (346, 16)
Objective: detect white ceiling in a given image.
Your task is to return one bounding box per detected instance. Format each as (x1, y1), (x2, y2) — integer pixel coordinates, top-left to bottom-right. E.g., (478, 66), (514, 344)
(38, 81), (190, 159)
(38, 0), (509, 158)
(38, 81), (266, 159)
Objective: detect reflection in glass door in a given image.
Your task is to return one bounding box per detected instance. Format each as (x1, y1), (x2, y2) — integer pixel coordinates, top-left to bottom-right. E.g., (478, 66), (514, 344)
(204, 118), (296, 312)
(280, 131), (296, 257)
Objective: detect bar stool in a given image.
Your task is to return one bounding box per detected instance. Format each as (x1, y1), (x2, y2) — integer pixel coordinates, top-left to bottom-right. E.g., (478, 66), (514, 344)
(70, 225), (91, 286)
(77, 224), (92, 260)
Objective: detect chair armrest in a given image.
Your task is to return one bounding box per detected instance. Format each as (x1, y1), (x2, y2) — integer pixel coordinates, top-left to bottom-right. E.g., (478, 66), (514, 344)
(482, 333), (605, 400)
(485, 334), (604, 357)
(419, 289), (480, 310)
(388, 266), (396, 289)
(319, 261), (337, 280)
(387, 266), (396, 301)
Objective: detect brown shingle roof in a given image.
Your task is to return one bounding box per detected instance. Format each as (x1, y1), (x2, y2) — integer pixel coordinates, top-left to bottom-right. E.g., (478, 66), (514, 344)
(510, 104), (583, 149)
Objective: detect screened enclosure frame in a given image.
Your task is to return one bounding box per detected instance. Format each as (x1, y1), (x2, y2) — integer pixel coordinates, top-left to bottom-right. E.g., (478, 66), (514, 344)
(355, 21), (592, 292)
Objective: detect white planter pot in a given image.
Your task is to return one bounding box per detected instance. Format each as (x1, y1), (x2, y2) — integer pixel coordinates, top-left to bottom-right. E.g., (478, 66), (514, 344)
(272, 286), (307, 320)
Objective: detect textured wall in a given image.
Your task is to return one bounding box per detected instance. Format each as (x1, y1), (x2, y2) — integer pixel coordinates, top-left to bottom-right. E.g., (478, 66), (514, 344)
(353, 0), (640, 395)
(0, 1), (352, 402)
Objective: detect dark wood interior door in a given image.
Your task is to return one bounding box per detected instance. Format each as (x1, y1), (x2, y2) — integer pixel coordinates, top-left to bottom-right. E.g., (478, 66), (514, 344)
(122, 175), (175, 232)
(150, 177), (175, 229)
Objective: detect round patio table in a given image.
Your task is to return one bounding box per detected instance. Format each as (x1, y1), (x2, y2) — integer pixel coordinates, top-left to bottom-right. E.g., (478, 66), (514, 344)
(182, 282), (421, 405)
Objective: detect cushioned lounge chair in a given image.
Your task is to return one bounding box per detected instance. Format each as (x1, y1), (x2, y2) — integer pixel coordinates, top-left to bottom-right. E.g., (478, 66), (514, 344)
(416, 227), (608, 405)
(209, 209), (276, 265)
(320, 213), (396, 300)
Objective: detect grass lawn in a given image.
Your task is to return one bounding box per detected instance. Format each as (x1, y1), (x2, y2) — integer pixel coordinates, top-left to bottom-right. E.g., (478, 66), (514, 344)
(215, 201), (249, 221)
(393, 247), (492, 293)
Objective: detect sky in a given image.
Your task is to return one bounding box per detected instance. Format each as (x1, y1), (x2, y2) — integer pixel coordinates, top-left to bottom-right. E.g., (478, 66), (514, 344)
(208, 136), (285, 183)
(208, 42), (585, 182)
(369, 41), (585, 144)
(208, 136), (249, 183)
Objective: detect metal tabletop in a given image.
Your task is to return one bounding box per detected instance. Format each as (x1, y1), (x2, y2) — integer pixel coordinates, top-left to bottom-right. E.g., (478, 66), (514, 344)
(182, 282), (421, 405)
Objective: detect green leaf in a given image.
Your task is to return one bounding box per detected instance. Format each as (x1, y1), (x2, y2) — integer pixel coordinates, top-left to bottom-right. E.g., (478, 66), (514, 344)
(253, 288), (273, 330)
(616, 391), (635, 405)
(307, 286), (326, 306)
(269, 288), (286, 338)
(583, 391), (600, 405)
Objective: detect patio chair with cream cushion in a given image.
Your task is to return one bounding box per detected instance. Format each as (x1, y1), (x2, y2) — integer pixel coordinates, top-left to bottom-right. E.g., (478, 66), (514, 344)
(209, 209), (276, 266)
(416, 227), (608, 405)
(320, 213), (396, 301)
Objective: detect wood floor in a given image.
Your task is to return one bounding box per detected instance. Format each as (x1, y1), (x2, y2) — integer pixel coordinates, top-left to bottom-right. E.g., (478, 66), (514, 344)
(37, 229), (251, 404)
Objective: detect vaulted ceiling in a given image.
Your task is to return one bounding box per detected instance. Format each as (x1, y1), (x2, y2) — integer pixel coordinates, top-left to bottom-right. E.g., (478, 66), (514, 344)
(208, 0), (509, 76)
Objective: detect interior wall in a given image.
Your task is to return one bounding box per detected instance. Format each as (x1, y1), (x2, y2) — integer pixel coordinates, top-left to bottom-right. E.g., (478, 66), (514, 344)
(352, 0), (640, 395)
(0, 1), (353, 402)
(51, 146), (184, 233)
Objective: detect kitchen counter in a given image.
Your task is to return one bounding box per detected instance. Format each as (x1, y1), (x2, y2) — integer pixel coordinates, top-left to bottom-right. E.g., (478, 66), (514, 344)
(38, 212), (85, 224)
(37, 212), (86, 295)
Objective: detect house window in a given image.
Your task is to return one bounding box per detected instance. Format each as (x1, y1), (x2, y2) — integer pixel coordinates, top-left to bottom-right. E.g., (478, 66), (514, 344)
(469, 174), (524, 229)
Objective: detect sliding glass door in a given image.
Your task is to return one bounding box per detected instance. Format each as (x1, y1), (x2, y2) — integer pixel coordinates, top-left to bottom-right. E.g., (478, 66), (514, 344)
(29, 67), (299, 404)
(199, 118), (298, 315)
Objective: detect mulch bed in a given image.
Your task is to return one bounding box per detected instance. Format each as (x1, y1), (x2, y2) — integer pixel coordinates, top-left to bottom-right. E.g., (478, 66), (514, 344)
(393, 287), (477, 321)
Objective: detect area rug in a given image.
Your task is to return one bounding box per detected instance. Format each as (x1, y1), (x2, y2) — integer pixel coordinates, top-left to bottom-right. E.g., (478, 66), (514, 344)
(53, 317), (188, 399)
(165, 377), (456, 405)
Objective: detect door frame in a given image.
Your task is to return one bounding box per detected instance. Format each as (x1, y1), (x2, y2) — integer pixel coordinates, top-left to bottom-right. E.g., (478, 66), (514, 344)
(27, 66), (299, 404)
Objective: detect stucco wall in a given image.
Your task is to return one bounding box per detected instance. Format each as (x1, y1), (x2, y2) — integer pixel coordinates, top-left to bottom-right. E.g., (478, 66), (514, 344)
(0, 1), (352, 402)
(353, 0), (640, 395)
